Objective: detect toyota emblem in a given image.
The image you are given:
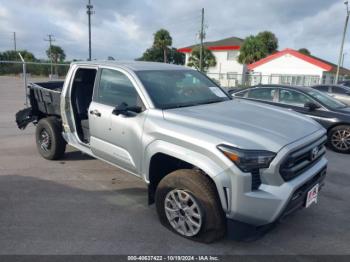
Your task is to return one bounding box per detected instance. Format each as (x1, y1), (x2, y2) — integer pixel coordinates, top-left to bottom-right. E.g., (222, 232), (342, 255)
(310, 147), (319, 161)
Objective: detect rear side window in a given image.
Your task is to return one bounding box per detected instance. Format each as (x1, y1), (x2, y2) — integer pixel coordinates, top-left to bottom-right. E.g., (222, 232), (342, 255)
(97, 69), (140, 107)
(279, 89), (312, 107)
(247, 88), (276, 101)
(314, 86), (329, 92)
(332, 86), (347, 94)
(233, 90), (248, 97)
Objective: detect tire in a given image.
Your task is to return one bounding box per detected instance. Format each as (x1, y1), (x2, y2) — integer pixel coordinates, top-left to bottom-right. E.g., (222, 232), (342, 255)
(327, 125), (350, 153)
(155, 169), (226, 243)
(35, 117), (66, 160)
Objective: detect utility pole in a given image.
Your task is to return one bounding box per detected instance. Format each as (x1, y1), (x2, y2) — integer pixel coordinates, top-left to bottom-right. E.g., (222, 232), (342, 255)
(44, 34), (55, 79)
(13, 32), (17, 51)
(336, 1), (350, 84)
(342, 52), (347, 67)
(199, 8), (205, 72)
(86, 0), (94, 61)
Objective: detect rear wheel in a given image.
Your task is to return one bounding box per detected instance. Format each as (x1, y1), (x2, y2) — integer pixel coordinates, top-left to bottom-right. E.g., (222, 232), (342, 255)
(35, 117), (66, 160)
(155, 169), (226, 243)
(328, 125), (350, 153)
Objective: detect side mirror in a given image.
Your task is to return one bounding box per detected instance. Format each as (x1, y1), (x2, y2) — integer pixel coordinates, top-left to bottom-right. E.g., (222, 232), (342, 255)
(304, 102), (320, 111)
(112, 102), (142, 116)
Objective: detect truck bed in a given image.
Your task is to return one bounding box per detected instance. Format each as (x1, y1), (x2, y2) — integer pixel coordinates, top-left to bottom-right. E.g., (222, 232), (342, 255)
(29, 81), (64, 116)
(16, 81), (64, 129)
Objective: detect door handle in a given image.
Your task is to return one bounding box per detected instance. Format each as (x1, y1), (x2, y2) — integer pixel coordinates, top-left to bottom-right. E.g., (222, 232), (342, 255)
(89, 109), (101, 117)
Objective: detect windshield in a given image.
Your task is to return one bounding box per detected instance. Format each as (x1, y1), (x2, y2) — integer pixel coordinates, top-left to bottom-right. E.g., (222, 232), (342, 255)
(136, 70), (230, 109)
(306, 89), (347, 109)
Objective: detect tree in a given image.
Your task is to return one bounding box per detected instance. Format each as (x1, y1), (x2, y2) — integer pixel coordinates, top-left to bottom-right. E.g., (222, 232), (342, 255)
(169, 48), (185, 65)
(238, 36), (268, 64)
(138, 47), (185, 65)
(256, 31), (278, 54)
(298, 48), (311, 56)
(0, 50), (35, 61)
(46, 45), (66, 63)
(187, 47), (216, 72)
(0, 50), (36, 75)
(153, 29), (172, 63)
(238, 31), (279, 65)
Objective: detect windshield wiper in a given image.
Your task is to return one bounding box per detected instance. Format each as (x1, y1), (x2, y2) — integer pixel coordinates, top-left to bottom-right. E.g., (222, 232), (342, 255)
(167, 99), (227, 109)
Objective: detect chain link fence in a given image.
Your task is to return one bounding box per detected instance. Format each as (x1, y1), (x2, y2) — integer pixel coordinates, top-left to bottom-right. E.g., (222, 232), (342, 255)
(2, 60), (350, 91)
(0, 60), (70, 81)
(207, 72), (350, 89)
(206, 72), (327, 89)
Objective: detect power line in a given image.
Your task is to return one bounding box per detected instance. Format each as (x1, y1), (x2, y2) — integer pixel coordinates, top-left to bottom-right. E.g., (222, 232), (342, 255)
(86, 0), (94, 61)
(44, 34), (55, 79)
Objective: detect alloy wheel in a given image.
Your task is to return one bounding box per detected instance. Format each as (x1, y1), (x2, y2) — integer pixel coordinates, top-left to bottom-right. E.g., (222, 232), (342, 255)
(331, 128), (350, 151)
(39, 129), (51, 152)
(164, 189), (202, 237)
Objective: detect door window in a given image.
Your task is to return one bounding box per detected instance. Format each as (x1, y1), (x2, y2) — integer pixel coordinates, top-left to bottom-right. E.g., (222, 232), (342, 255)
(247, 88), (276, 101)
(279, 89), (312, 107)
(96, 69), (141, 107)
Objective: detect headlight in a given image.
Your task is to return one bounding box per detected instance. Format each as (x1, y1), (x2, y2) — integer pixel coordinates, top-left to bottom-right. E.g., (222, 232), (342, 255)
(217, 144), (276, 172)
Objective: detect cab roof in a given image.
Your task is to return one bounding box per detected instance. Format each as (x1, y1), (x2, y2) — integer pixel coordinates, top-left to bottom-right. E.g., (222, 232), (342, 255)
(71, 60), (190, 71)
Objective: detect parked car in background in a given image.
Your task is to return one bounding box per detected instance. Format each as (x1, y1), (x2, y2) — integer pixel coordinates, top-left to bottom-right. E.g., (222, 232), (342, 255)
(230, 85), (350, 153)
(311, 84), (350, 106)
(338, 80), (350, 87)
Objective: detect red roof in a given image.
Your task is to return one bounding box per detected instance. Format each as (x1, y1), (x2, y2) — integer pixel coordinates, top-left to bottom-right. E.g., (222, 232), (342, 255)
(178, 36), (243, 53)
(247, 48), (333, 71)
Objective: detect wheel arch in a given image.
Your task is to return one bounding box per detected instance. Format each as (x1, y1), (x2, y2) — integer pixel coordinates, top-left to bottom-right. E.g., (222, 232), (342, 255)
(143, 140), (228, 209)
(326, 122), (350, 133)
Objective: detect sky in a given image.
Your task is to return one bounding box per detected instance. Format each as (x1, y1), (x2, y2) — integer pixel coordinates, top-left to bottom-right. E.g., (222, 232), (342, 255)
(0, 0), (349, 67)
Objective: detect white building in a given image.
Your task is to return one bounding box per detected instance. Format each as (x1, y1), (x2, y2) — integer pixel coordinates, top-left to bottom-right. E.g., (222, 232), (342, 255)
(248, 48), (350, 86)
(178, 36), (246, 87)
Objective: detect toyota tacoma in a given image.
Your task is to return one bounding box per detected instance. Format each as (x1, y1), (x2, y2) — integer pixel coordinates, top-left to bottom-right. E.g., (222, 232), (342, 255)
(16, 61), (328, 242)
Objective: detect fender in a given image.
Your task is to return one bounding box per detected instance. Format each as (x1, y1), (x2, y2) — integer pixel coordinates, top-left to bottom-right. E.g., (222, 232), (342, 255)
(142, 139), (231, 211)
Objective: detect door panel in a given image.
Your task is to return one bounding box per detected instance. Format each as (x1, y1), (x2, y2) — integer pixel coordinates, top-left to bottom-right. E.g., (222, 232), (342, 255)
(89, 68), (146, 175)
(276, 88), (333, 127)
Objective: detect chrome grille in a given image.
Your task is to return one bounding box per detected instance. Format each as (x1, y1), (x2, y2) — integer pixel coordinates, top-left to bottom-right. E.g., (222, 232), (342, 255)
(280, 136), (327, 181)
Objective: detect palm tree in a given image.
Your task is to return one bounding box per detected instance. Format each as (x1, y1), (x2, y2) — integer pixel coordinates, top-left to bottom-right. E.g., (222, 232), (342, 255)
(46, 45), (66, 75)
(187, 47), (216, 72)
(46, 45), (66, 63)
(153, 29), (172, 63)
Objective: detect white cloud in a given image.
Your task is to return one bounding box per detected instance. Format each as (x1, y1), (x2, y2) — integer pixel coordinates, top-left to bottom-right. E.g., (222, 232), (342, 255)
(0, 0), (348, 66)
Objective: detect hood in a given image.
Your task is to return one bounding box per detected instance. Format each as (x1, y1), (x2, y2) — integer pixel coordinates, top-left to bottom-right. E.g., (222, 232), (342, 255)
(163, 99), (323, 152)
(335, 106), (350, 114)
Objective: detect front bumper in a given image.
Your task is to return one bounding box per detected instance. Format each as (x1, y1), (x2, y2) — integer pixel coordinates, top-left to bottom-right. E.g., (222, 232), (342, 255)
(214, 154), (327, 226)
(212, 130), (328, 226)
(226, 166), (326, 240)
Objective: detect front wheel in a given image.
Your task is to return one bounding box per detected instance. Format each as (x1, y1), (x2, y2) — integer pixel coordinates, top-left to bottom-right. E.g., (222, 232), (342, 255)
(35, 117), (66, 160)
(328, 125), (350, 153)
(155, 169), (226, 243)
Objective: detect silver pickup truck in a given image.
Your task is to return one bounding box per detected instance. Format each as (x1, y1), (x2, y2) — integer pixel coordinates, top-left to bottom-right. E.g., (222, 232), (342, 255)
(16, 61), (328, 242)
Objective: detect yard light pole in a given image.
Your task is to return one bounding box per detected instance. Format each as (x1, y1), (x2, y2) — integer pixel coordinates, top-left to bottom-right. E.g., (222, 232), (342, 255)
(335, 0), (350, 84)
